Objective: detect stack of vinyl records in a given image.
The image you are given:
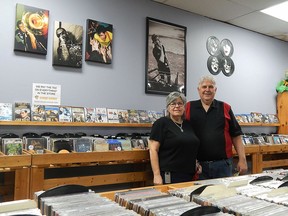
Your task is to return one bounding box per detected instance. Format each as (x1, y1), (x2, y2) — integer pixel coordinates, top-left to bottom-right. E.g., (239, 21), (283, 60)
(39, 191), (138, 216)
(115, 188), (201, 215)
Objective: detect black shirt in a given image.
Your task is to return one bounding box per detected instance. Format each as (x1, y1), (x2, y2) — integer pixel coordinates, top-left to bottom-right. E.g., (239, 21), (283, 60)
(185, 99), (242, 161)
(150, 117), (200, 174)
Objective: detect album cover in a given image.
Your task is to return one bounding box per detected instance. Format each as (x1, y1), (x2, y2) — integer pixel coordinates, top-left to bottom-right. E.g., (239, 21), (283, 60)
(261, 114), (270, 124)
(245, 113), (253, 123)
(128, 109), (140, 123)
(272, 134), (281, 144)
(117, 109), (129, 123)
(107, 108), (119, 123)
(2, 138), (23, 155)
(131, 138), (147, 149)
(267, 114), (279, 124)
(235, 114), (244, 123)
(250, 112), (263, 123)
(252, 136), (266, 145)
(31, 105), (46, 121)
(84, 107), (96, 123)
(117, 138), (132, 151)
(71, 107), (85, 122)
(59, 106), (72, 122)
(106, 139), (123, 151)
(14, 102), (31, 121)
(138, 110), (150, 123)
(24, 137), (45, 154)
(279, 134), (288, 144)
(241, 114), (249, 123)
(0, 103), (12, 121)
(265, 135), (273, 144)
(147, 110), (158, 123)
(45, 105), (59, 122)
(93, 137), (109, 151)
(95, 107), (108, 123)
(50, 138), (73, 153)
(74, 137), (93, 152)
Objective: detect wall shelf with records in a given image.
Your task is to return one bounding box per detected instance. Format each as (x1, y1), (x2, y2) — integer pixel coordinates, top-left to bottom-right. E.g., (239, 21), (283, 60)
(0, 121), (152, 128)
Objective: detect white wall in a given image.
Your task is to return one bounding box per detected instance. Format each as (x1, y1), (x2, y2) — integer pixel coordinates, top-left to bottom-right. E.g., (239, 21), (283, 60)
(1, 0), (287, 115)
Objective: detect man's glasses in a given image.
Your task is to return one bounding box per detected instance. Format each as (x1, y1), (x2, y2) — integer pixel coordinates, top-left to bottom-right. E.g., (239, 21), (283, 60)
(169, 102), (184, 108)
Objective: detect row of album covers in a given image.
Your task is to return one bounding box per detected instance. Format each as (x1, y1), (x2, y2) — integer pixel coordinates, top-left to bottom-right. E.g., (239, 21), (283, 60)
(7, 169), (285, 215)
(0, 103), (280, 124)
(241, 133), (288, 146)
(0, 132), (150, 156)
(235, 112), (279, 124)
(0, 102), (164, 124)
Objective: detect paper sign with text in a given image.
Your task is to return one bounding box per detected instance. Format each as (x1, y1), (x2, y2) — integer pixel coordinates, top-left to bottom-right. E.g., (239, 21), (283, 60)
(32, 83), (61, 105)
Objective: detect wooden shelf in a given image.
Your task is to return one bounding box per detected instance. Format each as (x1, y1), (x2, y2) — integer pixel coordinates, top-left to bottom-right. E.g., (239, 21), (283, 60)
(0, 153), (31, 169)
(0, 121), (152, 128)
(259, 144), (288, 153)
(0, 153), (31, 201)
(239, 122), (280, 127)
(31, 150), (150, 166)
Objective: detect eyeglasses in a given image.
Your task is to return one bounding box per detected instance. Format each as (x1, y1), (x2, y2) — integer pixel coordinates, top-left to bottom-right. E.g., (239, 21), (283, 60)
(169, 102), (184, 108)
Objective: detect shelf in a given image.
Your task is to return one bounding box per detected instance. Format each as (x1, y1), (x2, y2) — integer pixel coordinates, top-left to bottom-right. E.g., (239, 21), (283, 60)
(259, 144), (288, 153)
(31, 150), (150, 166)
(0, 121), (152, 128)
(239, 123), (280, 127)
(0, 153), (31, 169)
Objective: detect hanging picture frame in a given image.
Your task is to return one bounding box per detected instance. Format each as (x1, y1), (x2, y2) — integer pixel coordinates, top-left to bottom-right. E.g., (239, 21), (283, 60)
(85, 19), (113, 64)
(145, 17), (187, 95)
(14, 3), (49, 55)
(52, 21), (83, 68)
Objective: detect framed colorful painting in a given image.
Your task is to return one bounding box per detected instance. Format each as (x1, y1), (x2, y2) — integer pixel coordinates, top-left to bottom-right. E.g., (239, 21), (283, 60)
(85, 19), (113, 64)
(14, 3), (49, 55)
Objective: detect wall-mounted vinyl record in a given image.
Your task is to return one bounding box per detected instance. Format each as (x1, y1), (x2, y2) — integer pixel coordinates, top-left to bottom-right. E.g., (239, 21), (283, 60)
(221, 56), (234, 77)
(220, 39), (234, 57)
(207, 55), (221, 75)
(206, 36), (220, 56)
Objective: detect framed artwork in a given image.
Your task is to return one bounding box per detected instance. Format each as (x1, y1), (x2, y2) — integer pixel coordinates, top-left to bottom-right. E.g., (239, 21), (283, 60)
(52, 21), (83, 68)
(145, 17), (187, 95)
(14, 3), (49, 55)
(85, 19), (113, 64)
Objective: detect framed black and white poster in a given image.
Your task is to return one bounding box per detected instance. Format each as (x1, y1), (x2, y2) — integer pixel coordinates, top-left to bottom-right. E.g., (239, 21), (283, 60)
(145, 17), (187, 95)
(52, 21), (83, 68)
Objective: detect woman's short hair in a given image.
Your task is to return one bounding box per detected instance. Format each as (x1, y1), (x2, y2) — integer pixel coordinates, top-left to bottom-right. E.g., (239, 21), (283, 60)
(166, 91), (186, 108)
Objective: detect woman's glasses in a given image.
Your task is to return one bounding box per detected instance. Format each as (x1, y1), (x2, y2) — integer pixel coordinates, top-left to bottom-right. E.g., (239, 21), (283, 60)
(169, 102), (184, 108)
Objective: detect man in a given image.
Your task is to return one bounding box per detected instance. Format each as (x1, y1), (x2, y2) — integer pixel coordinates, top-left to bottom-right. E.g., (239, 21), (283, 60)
(15, 20), (37, 51)
(185, 75), (247, 179)
(151, 34), (171, 86)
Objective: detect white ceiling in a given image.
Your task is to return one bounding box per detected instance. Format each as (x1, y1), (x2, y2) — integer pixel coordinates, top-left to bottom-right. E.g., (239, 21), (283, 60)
(152, 0), (288, 42)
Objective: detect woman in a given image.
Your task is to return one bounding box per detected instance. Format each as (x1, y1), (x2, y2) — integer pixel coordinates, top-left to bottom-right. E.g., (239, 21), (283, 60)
(149, 91), (201, 185)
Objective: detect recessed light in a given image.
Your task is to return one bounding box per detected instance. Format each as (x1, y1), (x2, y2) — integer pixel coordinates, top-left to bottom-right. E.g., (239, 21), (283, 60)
(261, 1), (288, 22)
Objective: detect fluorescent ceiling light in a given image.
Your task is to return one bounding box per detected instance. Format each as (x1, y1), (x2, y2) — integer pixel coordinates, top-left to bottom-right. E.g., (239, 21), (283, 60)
(261, 1), (288, 22)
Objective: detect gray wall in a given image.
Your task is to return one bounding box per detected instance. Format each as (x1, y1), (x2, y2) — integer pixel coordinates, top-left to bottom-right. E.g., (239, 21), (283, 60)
(1, 0), (287, 118)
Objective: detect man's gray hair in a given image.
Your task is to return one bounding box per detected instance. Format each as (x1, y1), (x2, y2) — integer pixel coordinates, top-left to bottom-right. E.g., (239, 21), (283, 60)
(166, 91), (186, 108)
(198, 75), (217, 87)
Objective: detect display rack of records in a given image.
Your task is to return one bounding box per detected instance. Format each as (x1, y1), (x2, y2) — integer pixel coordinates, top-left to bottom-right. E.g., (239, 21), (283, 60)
(234, 112), (280, 126)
